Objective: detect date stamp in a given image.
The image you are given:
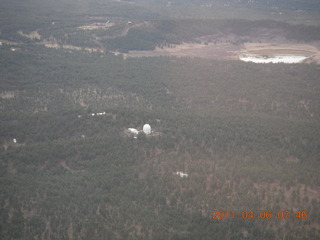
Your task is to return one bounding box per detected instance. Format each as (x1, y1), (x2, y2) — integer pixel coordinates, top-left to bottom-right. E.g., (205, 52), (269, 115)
(212, 210), (309, 220)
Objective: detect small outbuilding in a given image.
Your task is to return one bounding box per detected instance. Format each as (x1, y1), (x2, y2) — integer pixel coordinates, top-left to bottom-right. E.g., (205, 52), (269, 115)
(176, 171), (188, 178)
(128, 128), (139, 135)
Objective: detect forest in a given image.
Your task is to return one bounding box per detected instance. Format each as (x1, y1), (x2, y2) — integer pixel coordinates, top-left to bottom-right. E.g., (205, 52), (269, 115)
(0, 0), (320, 239)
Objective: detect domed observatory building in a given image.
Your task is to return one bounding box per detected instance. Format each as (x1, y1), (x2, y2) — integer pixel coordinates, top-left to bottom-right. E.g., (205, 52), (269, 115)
(143, 124), (151, 135)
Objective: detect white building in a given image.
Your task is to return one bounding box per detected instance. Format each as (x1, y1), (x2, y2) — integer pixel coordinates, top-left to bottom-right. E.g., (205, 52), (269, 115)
(128, 128), (139, 135)
(176, 171), (188, 178)
(96, 112), (106, 116)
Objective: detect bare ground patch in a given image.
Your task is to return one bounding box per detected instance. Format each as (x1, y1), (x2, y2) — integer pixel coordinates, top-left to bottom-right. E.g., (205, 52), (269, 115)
(43, 41), (104, 53)
(0, 91), (16, 99)
(0, 39), (20, 45)
(18, 30), (41, 40)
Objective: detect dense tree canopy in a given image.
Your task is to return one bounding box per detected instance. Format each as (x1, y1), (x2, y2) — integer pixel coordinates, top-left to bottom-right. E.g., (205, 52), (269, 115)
(0, 0), (319, 239)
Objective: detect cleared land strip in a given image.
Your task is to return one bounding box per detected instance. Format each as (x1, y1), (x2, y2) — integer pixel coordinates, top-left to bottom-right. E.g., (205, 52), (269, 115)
(126, 42), (320, 64)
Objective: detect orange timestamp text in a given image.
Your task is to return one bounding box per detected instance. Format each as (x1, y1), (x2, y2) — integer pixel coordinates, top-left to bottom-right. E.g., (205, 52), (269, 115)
(212, 210), (308, 220)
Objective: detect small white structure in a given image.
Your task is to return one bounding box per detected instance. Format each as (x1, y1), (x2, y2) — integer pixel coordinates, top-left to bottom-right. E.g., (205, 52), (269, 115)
(91, 112), (106, 116)
(13, 138), (17, 143)
(176, 171), (188, 178)
(143, 124), (151, 135)
(97, 112), (106, 116)
(128, 128), (139, 135)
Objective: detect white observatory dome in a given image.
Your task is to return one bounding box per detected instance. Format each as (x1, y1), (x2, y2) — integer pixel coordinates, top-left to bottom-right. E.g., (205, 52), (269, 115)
(143, 124), (151, 135)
